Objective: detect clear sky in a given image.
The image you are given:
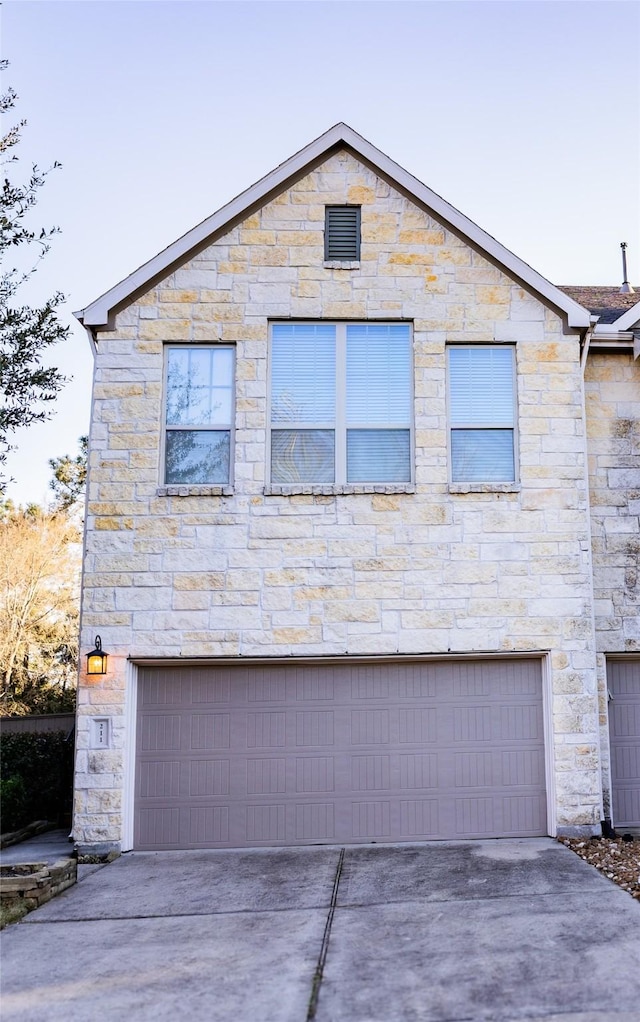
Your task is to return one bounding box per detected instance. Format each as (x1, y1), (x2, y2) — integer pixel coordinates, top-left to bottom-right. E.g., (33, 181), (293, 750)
(2, 0), (639, 507)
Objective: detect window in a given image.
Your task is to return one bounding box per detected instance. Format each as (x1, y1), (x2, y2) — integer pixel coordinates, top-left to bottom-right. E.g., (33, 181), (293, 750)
(270, 322), (412, 486)
(324, 206), (361, 261)
(448, 345), (516, 483)
(163, 345), (234, 484)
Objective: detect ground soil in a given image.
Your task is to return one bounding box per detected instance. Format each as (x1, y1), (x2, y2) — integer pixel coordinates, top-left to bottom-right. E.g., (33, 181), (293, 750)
(559, 836), (640, 901)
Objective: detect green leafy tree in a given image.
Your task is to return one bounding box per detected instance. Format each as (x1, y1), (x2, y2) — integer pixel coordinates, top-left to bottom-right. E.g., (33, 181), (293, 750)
(0, 61), (68, 492)
(49, 435), (88, 511)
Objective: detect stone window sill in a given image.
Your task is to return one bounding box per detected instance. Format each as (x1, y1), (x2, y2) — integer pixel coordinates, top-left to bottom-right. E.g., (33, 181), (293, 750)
(265, 484), (416, 496)
(323, 260), (360, 270)
(448, 483), (521, 494)
(157, 485), (234, 497)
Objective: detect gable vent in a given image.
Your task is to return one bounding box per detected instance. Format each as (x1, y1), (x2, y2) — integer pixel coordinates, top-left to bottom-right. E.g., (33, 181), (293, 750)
(325, 206), (361, 261)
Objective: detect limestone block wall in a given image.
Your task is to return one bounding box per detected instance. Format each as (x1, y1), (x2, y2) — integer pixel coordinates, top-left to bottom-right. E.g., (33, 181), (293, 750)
(584, 349), (640, 815)
(74, 151), (601, 848)
(585, 351), (640, 653)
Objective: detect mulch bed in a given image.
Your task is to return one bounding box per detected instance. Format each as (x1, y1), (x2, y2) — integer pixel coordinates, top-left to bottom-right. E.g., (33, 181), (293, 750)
(559, 836), (640, 900)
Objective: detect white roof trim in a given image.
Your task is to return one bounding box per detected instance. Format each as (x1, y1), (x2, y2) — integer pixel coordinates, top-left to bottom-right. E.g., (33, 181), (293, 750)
(75, 123), (591, 330)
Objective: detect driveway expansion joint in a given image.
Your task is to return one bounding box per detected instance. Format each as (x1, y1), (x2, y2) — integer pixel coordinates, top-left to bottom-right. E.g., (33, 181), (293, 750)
(307, 846), (345, 1021)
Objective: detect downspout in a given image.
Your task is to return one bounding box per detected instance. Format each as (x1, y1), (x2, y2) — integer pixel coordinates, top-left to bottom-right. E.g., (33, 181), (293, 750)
(580, 314), (599, 374)
(578, 313), (607, 833)
(71, 314), (98, 846)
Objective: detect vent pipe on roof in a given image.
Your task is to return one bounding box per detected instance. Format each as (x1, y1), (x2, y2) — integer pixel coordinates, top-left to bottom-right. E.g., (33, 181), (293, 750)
(620, 242), (635, 294)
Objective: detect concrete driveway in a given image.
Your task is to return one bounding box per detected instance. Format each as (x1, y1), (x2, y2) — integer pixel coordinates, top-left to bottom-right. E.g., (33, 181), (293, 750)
(1, 839), (639, 1022)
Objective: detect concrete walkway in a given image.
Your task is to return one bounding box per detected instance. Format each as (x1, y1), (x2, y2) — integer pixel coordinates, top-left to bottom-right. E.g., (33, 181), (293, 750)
(1, 829), (74, 866)
(1, 838), (639, 1021)
(0, 829), (106, 882)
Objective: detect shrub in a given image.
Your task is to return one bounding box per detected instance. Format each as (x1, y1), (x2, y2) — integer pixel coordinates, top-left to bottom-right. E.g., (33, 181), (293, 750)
(0, 731), (73, 832)
(0, 775), (26, 830)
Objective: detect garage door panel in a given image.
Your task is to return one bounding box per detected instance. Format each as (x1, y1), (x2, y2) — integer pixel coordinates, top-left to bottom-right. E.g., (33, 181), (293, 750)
(397, 667), (438, 699)
(295, 670), (334, 701)
(455, 751), (494, 788)
(499, 703), (543, 741)
(608, 659), (640, 829)
(398, 706), (437, 743)
(296, 710), (334, 746)
(192, 672), (231, 704)
(455, 797), (495, 836)
(352, 800), (391, 838)
(296, 802), (335, 841)
(350, 709), (390, 744)
(246, 804), (286, 843)
(141, 672), (191, 706)
(138, 760), (181, 798)
(350, 754), (391, 791)
(246, 711), (286, 748)
(613, 789), (640, 826)
(137, 807), (180, 847)
(400, 798), (439, 837)
(189, 759), (230, 796)
(351, 668), (390, 699)
(246, 758), (286, 795)
(188, 806), (229, 844)
(499, 749), (544, 786)
(190, 713), (230, 750)
(135, 658), (546, 848)
(612, 746), (640, 780)
(248, 672), (286, 702)
(500, 794), (547, 834)
(611, 704), (640, 738)
(295, 756), (335, 792)
(397, 752), (439, 789)
(140, 714), (181, 751)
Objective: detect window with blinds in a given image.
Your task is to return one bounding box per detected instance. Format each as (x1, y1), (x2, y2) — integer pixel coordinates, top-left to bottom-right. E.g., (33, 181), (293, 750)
(270, 322), (412, 485)
(324, 206), (361, 261)
(448, 345), (517, 483)
(163, 345), (234, 484)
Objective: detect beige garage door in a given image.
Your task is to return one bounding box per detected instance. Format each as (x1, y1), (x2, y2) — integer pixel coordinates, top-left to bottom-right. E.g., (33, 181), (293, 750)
(134, 658), (547, 849)
(608, 659), (640, 829)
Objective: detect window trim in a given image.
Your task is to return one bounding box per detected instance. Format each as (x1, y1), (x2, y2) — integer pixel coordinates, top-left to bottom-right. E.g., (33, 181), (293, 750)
(267, 321), (414, 490)
(446, 343), (518, 487)
(324, 205), (361, 262)
(160, 342), (236, 488)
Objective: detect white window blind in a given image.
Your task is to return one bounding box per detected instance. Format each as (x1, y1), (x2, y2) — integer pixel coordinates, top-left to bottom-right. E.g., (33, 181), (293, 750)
(448, 346), (516, 483)
(270, 322), (412, 485)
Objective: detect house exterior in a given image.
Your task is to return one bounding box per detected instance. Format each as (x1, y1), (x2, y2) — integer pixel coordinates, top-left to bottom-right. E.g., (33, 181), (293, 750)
(73, 124), (639, 854)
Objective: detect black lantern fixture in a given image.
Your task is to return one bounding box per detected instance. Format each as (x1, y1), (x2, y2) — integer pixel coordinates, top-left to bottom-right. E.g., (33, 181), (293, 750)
(86, 635), (108, 675)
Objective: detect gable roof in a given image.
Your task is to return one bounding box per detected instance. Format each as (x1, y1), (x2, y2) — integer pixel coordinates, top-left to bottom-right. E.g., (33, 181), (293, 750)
(75, 123), (591, 332)
(558, 286), (639, 326)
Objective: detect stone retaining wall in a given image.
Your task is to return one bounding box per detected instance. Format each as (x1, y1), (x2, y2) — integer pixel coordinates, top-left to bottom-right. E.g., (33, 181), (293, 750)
(0, 858), (77, 917)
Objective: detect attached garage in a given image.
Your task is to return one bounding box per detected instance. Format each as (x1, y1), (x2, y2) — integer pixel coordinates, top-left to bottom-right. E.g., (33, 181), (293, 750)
(133, 657), (548, 850)
(608, 658), (640, 830)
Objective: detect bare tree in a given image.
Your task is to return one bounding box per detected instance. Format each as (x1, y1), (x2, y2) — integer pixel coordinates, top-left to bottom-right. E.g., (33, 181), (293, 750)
(0, 503), (80, 715)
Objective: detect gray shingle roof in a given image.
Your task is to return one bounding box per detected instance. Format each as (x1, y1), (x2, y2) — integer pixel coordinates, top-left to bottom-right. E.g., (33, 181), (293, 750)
(558, 286), (638, 324)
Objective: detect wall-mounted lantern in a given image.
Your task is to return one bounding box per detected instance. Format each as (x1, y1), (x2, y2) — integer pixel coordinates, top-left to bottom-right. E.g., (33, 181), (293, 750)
(86, 635), (108, 676)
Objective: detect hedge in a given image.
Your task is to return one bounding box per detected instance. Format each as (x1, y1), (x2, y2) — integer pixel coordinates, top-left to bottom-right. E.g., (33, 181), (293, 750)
(0, 731), (74, 833)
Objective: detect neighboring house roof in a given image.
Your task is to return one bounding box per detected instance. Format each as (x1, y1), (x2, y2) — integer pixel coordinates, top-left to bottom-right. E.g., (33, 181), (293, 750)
(75, 123), (591, 333)
(558, 286), (639, 325)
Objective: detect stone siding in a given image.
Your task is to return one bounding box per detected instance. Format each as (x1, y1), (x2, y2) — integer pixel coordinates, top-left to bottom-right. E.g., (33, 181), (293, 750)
(75, 151), (601, 848)
(584, 349), (640, 816)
